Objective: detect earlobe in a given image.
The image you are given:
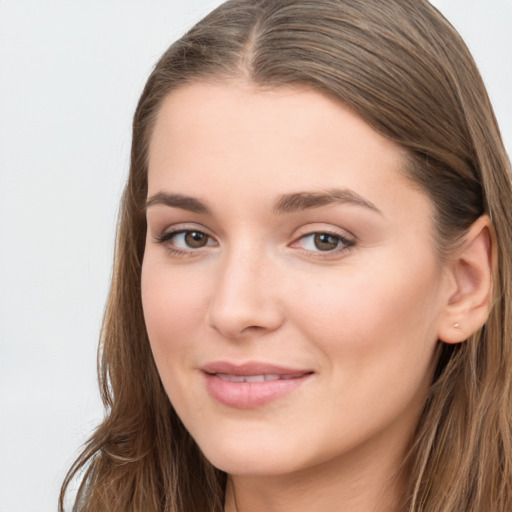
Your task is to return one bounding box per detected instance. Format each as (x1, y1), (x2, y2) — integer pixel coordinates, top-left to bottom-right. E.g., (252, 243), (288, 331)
(438, 215), (495, 344)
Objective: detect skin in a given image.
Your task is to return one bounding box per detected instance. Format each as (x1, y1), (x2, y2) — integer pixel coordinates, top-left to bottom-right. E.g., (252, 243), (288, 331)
(141, 82), (462, 512)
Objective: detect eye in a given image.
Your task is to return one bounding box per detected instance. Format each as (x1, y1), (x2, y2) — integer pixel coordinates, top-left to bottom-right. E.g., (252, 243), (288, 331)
(156, 229), (216, 250)
(296, 232), (354, 252)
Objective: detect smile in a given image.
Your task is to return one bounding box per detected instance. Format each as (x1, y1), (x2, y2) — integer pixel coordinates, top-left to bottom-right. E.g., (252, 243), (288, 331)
(215, 373), (305, 383)
(201, 362), (313, 409)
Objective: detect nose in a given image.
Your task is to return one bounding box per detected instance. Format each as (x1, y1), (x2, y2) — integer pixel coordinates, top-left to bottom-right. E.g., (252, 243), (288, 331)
(206, 247), (284, 339)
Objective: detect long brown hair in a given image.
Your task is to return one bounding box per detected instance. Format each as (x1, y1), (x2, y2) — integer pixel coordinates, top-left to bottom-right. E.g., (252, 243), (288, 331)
(60, 1), (512, 510)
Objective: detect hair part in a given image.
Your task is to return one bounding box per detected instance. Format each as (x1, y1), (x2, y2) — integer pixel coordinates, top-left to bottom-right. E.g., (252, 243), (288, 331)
(61, 1), (512, 511)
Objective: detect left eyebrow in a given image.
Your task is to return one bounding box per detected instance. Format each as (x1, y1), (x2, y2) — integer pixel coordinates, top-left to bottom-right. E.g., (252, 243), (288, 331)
(272, 188), (383, 215)
(145, 191), (212, 214)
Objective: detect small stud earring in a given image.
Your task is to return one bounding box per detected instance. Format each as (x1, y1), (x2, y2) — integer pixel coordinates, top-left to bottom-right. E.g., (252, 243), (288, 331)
(454, 322), (461, 329)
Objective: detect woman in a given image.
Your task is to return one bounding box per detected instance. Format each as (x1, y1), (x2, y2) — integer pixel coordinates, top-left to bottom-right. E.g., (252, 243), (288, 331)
(60, 0), (512, 511)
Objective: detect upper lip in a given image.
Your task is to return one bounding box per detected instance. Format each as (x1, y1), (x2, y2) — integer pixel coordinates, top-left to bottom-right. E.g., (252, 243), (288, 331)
(201, 361), (313, 376)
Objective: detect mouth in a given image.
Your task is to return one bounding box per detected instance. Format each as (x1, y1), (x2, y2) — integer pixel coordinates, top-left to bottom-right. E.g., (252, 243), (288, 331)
(214, 373), (308, 383)
(201, 362), (314, 409)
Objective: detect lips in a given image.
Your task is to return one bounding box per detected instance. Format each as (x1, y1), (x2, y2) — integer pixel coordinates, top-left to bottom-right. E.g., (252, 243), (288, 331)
(216, 373), (302, 382)
(201, 362), (313, 408)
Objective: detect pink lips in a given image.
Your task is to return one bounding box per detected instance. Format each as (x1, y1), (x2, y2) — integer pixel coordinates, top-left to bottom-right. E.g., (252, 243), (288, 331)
(201, 361), (313, 409)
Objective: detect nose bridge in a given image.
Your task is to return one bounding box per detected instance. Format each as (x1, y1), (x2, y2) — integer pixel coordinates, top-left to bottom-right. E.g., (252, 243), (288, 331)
(207, 239), (282, 337)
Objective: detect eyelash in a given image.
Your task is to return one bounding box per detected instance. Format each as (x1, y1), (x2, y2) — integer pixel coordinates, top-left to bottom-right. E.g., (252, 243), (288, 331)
(154, 228), (355, 258)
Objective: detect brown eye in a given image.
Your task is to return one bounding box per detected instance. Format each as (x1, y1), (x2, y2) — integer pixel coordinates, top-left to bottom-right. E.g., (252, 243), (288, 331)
(294, 231), (354, 255)
(313, 233), (341, 251)
(156, 229), (216, 251)
(184, 231), (209, 248)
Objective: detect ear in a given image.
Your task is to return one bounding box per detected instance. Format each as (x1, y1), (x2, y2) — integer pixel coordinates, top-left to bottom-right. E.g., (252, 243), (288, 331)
(438, 215), (495, 344)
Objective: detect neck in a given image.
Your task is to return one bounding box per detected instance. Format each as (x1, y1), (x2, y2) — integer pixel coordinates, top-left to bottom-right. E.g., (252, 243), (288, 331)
(224, 435), (407, 512)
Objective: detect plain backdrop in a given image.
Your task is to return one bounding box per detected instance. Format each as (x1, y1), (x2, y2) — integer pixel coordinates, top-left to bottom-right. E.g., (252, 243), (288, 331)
(0, 1), (510, 511)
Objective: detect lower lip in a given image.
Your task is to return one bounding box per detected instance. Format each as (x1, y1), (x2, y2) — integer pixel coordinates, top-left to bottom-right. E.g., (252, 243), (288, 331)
(204, 373), (312, 409)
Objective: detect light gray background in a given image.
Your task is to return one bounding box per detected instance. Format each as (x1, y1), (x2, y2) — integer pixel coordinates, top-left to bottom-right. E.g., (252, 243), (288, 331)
(0, 1), (510, 511)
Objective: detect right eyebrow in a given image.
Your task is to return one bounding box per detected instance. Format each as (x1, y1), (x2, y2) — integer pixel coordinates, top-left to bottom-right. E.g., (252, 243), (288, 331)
(272, 188), (383, 216)
(145, 192), (212, 215)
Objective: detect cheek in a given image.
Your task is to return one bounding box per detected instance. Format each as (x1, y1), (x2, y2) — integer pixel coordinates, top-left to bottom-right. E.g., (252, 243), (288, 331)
(300, 273), (433, 346)
(289, 252), (442, 396)
(141, 259), (207, 376)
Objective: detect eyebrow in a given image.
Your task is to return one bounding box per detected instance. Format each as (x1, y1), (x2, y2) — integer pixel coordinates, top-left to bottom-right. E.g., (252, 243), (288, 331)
(272, 188), (382, 215)
(145, 192), (212, 214)
(145, 188), (382, 216)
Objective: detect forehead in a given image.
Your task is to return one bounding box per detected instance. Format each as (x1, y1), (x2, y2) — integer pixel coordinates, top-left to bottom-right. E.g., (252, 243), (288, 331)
(149, 82), (400, 162)
(147, 81), (431, 224)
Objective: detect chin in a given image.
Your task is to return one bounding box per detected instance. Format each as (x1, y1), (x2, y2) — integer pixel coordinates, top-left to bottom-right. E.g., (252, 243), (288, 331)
(192, 426), (310, 477)
(206, 452), (305, 477)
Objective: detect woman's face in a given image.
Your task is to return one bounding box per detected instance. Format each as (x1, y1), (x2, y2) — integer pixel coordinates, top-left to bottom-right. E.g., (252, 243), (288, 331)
(142, 82), (452, 478)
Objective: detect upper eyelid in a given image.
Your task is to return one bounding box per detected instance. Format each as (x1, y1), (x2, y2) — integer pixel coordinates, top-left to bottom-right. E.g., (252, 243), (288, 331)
(297, 231), (352, 242)
(153, 222), (215, 237)
(292, 231), (354, 248)
(291, 224), (357, 242)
